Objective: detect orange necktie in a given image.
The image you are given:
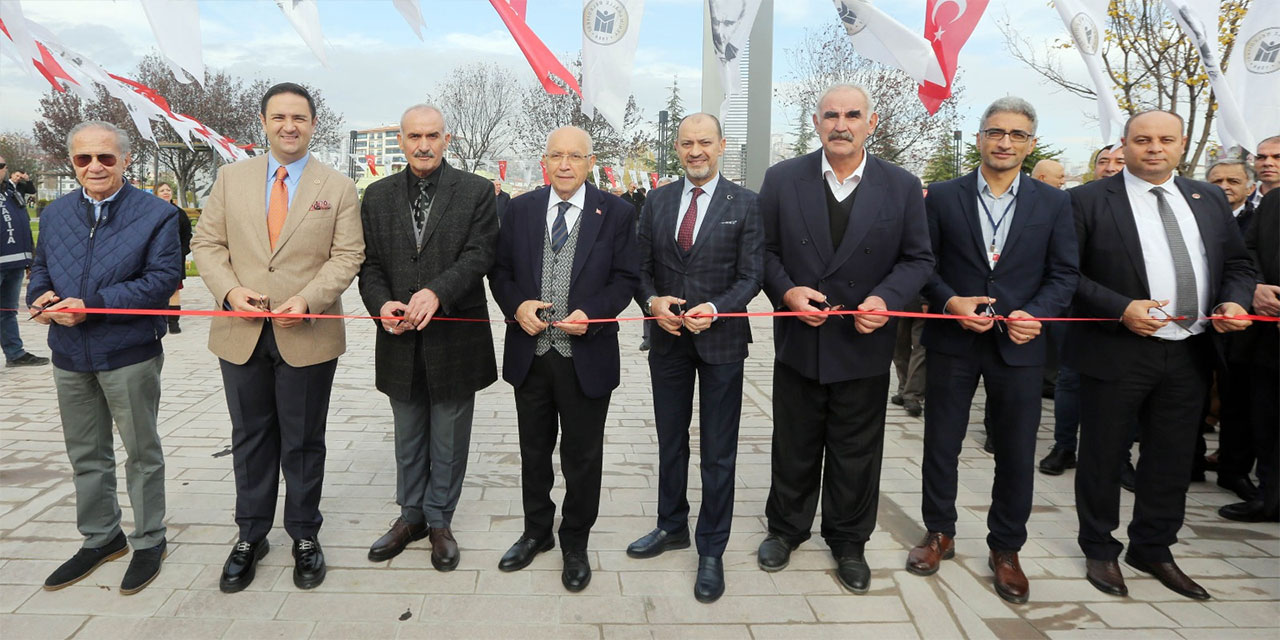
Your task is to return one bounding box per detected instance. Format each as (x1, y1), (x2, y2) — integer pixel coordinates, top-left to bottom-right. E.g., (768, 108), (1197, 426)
(267, 166), (288, 249)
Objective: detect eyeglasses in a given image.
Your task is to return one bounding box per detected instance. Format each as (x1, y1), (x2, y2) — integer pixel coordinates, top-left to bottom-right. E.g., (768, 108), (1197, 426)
(545, 152), (591, 164)
(72, 154), (118, 168)
(0, 163), (6, 170)
(979, 129), (1033, 143)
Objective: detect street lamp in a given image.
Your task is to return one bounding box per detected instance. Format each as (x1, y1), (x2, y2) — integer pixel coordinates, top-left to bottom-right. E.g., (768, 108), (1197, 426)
(952, 129), (962, 178)
(658, 109), (669, 177)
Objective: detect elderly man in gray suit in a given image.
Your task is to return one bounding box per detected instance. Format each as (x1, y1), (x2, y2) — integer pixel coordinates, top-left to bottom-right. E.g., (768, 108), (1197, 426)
(357, 104), (499, 571)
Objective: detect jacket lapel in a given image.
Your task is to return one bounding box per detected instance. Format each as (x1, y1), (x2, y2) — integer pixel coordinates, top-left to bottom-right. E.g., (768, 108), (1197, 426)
(392, 170), (417, 254)
(528, 188), (550, 286)
(419, 162), (456, 250)
(685, 176), (732, 262)
(570, 184), (605, 283)
(271, 158), (326, 258)
(797, 150), (833, 264)
(826, 156), (882, 276)
(1108, 175), (1150, 296)
(957, 171), (988, 267)
(995, 175), (1036, 272)
(246, 156), (272, 259)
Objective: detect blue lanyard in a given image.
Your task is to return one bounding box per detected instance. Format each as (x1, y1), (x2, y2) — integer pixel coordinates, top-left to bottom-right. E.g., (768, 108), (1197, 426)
(976, 191), (1016, 252)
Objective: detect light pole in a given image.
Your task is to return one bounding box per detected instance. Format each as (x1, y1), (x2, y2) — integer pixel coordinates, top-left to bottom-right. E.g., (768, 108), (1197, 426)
(952, 129), (962, 178)
(658, 109), (669, 177)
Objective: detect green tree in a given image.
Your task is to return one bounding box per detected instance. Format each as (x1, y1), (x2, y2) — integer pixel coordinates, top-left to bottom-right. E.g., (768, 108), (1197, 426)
(921, 136), (962, 185)
(790, 107), (814, 157)
(661, 78), (685, 176)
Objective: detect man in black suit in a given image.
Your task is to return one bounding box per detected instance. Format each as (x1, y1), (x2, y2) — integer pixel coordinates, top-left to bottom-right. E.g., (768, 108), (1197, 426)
(905, 97), (1078, 604)
(757, 84), (934, 593)
(1068, 110), (1254, 600)
(626, 113), (762, 603)
(489, 126), (639, 592)
(493, 179), (511, 226)
(357, 104), (498, 571)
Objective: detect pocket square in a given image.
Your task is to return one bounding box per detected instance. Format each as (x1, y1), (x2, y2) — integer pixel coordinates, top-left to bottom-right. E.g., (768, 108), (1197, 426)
(310, 200), (332, 210)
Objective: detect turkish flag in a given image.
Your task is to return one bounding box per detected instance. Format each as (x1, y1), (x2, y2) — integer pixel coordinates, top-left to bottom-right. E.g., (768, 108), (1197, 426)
(918, 0), (987, 115)
(649, 172), (659, 189)
(498, 160), (508, 181)
(365, 154), (378, 176)
(603, 167), (617, 189)
(539, 160), (550, 185)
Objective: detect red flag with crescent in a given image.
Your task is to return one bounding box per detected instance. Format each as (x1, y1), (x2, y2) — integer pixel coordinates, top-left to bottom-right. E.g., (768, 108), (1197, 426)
(603, 166), (618, 189)
(498, 160), (508, 181)
(919, 0), (987, 115)
(649, 172), (659, 189)
(364, 154), (378, 176)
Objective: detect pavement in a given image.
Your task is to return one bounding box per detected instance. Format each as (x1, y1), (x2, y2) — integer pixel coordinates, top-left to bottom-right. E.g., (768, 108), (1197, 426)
(1, 279), (1277, 639)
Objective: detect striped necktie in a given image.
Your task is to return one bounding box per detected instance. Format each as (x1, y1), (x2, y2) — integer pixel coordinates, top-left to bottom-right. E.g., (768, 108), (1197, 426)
(551, 201), (571, 253)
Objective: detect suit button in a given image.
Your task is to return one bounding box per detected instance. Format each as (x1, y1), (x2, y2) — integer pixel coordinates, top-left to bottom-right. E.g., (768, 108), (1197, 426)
(988, 277), (995, 283)
(268, 267), (275, 272)
(410, 256), (417, 262)
(848, 281), (855, 287)
(864, 247), (872, 254)
(801, 238), (808, 245)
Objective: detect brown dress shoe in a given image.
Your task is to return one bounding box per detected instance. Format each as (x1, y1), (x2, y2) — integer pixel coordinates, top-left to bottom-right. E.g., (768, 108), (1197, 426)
(368, 517), (428, 562)
(906, 532), (954, 576)
(1124, 554), (1210, 600)
(1085, 558), (1128, 596)
(429, 527), (460, 572)
(988, 550), (1029, 604)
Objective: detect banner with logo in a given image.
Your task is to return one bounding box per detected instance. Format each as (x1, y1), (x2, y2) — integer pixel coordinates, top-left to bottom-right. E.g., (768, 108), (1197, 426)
(1166, 0), (1255, 153)
(829, 0), (944, 87)
(1226, 0), (1279, 151)
(581, 0), (645, 132)
(1053, 0), (1126, 144)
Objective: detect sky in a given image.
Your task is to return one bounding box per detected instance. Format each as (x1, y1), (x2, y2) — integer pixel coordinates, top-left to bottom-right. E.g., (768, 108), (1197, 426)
(0, 0), (1116, 173)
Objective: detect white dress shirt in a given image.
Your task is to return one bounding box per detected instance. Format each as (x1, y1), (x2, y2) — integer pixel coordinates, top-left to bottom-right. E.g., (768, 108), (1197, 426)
(546, 183), (587, 243)
(1122, 168), (1211, 338)
(674, 173), (720, 242)
(821, 151), (866, 201)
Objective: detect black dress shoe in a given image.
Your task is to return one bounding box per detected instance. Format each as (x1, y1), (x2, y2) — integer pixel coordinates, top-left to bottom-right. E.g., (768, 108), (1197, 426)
(1217, 475), (1260, 502)
(292, 537), (326, 590)
(757, 534), (795, 572)
(220, 539), (269, 593)
(368, 517), (428, 562)
(1038, 447), (1076, 476)
(121, 539), (166, 595)
(982, 436), (996, 455)
(626, 527), (690, 559)
(1124, 553), (1210, 600)
(834, 553), (871, 594)
(904, 399), (923, 417)
(694, 556), (725, 603)
(1085, 558), (1127, 596)
(1219, 499), (1280, 523)
(639, 339), (650, 351)
(498, 535), (553, 572)
(562, 551), (591, 592)
(43, 531), (128, 590)
(1120, 461), (1137, 492)
(890, 394), (905, 406)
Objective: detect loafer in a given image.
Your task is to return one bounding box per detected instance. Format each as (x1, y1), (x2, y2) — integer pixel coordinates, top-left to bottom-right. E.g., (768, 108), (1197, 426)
(1120, 461), (1136, 492)
(1038, 447), (1076, 476)
(292, 537), (326, 590)
(890, 393), (905, 406)
(220, 539), (269, 593)
(6, 352), (50, 367)
(1217, 475), (1259, 502)
(904, 399), (923, 417)
(906, 531), (954, 576)
(694, 555), (725, 603)
(561, 551), (591, 592)
(1124, 553), (1210, 600)
(756, 534), (795, 572)
(1085, 558), (1127, 597)
(834, 552), (871, 594)
(121, 539), (167, 595)
(982, 436), (996, 455)
(43, 530), (128, 591)
(988, 550), (1029, 604)
(368, 517), (428, 562)
(639, 339), (650, 351)
(498, 535), (553, 572)
(429, 527), (460, 572)
(626, 527), (691, 559)
(1218, 499), (1280, 523)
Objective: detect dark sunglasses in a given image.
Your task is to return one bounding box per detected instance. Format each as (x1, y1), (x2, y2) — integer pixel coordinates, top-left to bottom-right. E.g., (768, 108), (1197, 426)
(72, 154), (118, 168)
(0, 163), (6, 169)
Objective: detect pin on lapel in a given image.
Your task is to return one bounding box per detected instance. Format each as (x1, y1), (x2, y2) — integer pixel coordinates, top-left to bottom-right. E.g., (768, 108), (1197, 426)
(595, 208), (602, 215)
(726, 193), (734, 200)
(1191, 193), (1201, 199)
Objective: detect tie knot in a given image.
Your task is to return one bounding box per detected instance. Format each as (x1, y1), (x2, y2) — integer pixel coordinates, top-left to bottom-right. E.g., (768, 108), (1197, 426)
(1149, 186), (1167, 197)
(691, 186), (704, 198)
(557, 201), (572, 215)
(275, 166), (288, 181)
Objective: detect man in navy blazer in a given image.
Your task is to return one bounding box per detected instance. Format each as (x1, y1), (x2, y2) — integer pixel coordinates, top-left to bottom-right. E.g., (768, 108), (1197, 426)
(758, 84), (934, 594)
(1068, 110), (1254, 601)
(489, 126), (639, 592)
(626, 113), (763, 603)
(906, 98), (1078, 604)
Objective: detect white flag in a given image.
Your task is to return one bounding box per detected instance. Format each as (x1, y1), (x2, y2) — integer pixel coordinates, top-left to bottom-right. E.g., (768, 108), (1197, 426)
(592, 165), (602, 186)
(393, 0), (428, 40)
(0, 0), (40, 76)
(1165, 0), (1256, 152)
(1227, 0), (1280, 153)
(1053, 0), (1127, 144)
(139, 0), (204, 84)
(276, 0), (327, 66)
(829, 0), (944, 87)
(709, 0), (763, 122)
(581, 0), (645, 132)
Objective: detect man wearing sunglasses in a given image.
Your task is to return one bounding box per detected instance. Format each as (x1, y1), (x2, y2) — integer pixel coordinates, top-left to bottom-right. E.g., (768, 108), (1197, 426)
(907, 98), (1079, 604)
(27, 121), (182, 595)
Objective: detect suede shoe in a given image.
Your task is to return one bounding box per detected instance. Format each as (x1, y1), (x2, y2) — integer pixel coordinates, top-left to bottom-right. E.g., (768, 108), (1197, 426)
(890, 393), (905, 406)
(292, 537), (326, 590)
(1124, 553), (1210, 600)
(43, 531), (128, 591)
(904, 399), (923, 417)
(220, 539), (269, 593)
(498, 535), (553, 572)
(562, 551), (591, 592)
(834, 552), (871, 594)
(6, 352), (49, 367)
(694, 556), (725, 603)
(1085, 558), (1127, 597)
(429, 527), (460, 572)
(121, 539), (166, 595)
(756, 534), (795, 572)
(368, 517), (428, 562)
(626, 527), (691, 559)
(1038, 447), (1076, 476)
(906, 531), (954, 576)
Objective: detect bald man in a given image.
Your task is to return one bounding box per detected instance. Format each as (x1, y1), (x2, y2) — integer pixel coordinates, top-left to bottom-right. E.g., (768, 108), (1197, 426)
(1032, 159), (1066, 189)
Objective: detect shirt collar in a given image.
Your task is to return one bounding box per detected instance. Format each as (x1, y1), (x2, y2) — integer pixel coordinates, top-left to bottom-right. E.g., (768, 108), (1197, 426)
(82, 183), (125, 205)
(1122, 166), (1176, 193)
(267, 151), (310, 181)
(1232, 204), (1245, 217)
(977, 169), (1021, 199)
(548, 182), (588, 214)
(821, 150), (867, 185)
(408, 161), (444, 188)
(683, 173), (720, 200)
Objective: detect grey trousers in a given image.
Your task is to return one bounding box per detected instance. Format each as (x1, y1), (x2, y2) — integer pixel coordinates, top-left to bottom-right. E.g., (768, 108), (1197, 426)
(894, 316), (927, 403)
(53, 354), (166, 549)
(389, 392), (475, 528)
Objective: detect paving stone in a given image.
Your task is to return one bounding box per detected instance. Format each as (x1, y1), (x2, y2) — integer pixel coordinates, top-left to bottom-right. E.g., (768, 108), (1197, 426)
(0, 613), (88, 640)
(72, 615), (229, 640)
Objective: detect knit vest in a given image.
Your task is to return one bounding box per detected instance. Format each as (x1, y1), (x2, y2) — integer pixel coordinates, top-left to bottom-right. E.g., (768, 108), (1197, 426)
(535, 216), (582, 356)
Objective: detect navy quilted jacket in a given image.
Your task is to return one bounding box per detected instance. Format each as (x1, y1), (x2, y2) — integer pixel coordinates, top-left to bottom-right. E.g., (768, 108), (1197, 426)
(27, 184), (182, 372)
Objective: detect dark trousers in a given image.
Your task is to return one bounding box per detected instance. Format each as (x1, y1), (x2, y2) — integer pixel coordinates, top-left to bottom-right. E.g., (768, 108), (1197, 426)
(649, 332), (743, 557)
(893, 316), (926, 403)
(1076, 336), (1211, 562)
(1052, 364), (1081, 452)
(1252, 365), (1280, 513)
(1216, 362), (1257, 480)
(514, 351), (610, 552)
(765, 361), (889, 556)
(922, 335), (1041, 551)
(219, 324), (337, 542)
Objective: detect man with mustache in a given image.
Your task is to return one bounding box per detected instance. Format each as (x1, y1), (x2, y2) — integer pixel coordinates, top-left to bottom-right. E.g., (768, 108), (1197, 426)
(357, 104), (498, 571)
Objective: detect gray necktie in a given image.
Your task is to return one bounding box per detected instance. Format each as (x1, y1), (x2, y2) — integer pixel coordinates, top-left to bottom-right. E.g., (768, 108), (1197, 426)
(1149, 186), (1199, 329)
(413, 179), (432, 239)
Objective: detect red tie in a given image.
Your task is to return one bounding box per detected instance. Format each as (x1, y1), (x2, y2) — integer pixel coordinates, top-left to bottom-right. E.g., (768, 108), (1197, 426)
(677, 187), (703, 252)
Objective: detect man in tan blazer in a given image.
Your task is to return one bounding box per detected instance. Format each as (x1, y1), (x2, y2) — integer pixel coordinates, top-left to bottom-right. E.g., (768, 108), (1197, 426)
(191, 82), (364, 593)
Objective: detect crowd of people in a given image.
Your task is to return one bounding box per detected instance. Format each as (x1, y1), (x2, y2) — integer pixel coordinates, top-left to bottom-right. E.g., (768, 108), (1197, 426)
(9, 81), (1278, 611)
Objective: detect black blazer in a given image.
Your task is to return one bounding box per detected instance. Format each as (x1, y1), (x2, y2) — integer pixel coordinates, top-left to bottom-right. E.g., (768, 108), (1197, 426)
(921, 171), (1079, 366)
(357, 162), (499, 402)
(495, 190), (511, 226)
(489, 182), (640, 399)
(1243, 189), (1278, 370)
(761, 150), (935, 383)
(636, 176), (763, 364)
(1064, 172), (1256, 380)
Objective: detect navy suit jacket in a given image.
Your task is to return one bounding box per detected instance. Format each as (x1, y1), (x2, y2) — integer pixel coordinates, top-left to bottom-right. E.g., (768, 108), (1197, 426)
(1064, 173), (1256, 380)
(921, 171), (1079, 366)
(636, 175), (763, 364)
(761, 150), (935, 383)
(489, 181), (639, 398)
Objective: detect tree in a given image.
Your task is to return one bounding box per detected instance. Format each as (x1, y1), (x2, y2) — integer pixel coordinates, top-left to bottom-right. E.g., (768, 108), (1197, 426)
(32, 85), (149, 178)
(661, 78), (686, 176)
(789, 107), (814, 158)
(778, 25), (963, 174)
(427, 63), (520, 172)
(921, 136), (962, 184)
(0, 130), (50, 177)
(999, 0), (1251, 175)
(961, 140), (1065, 175)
